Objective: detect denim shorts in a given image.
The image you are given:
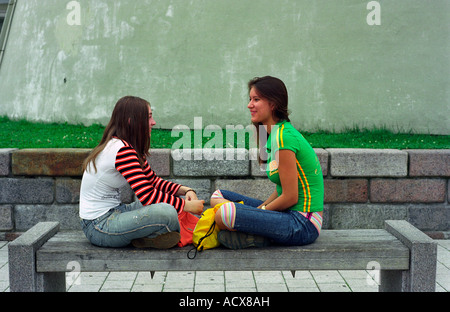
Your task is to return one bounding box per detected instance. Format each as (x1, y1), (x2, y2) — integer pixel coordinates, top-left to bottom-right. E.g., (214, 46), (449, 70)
(218, 190), (319, 246)
(80, 201), (180, 248)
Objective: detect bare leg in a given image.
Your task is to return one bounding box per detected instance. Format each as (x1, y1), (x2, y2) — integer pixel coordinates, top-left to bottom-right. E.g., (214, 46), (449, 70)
(210, 197), (228, 207)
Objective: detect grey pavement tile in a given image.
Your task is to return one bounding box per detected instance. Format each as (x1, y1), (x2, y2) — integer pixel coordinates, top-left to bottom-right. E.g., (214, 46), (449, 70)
(106, 271), (138, 281)
(100, 287), (132, 292)
(437, 240), (450, 251)
(225, 286), (257, 292)
(68, 284), (102, 292)
(317, 283), (351, 292)
(437, 245), (450, 268)
(345, 278), (379, 292)
(163, 286), (195, 292)
(310, 270), (346, 284)
(224, 270), (254, 281)
(74, 272), (109, 284)
(253, 271), (285, 284)
(0, 264), (8, 283)
(102, 278), (135, 290)
(256, 283), (288, 292)
(284, 277), (318, 290)
(135, 271), (166, 284)
(339, 270), (371, 280)
(0, 280), (9, 292)
(195, 284), (225, 292)
(225, 279), (256, 289)
(132, 283), (164, 292)
(195, 271), (225, 285)
(163, 271), (195, 291)
(287, 286), (320, 292)
(282, 270), (313, 279)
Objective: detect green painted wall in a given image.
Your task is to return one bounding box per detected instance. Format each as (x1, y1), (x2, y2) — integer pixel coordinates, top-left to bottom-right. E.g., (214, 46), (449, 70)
(0, 0), (449, 134)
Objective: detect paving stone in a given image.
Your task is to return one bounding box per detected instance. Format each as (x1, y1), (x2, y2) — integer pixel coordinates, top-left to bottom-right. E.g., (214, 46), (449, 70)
(172, 149), (249, 177)
(164, 271), (195, 290)
(0, 205), (13, 231)
(345, 279), (379, 292)
(214, 179), (273, 201)
(251, 160), (267, 177)
(407, 205), (450, 231)
(253, 271), (285, 284)
(310, 270), (345, 284)
(55, 179), (81, 204)
(0, 178), (54, 204)
(12, 149), (91, 176)
(147, 149), (171, 177)
(328, 148), (407, 177)
(370, 179), (446, 203)
(68, 284), (102, 292)
(408, 149), (450, 177)
(102, 278), (135, 290)
(195, 271), (224, 285)
(194, 284), (225, 292)
(256, 283), (288, 292)
(14, 204), (79, 231)
(317, 283), (351, 292)
(330, 204), (408, 229)
(324, 179), (368, 203)
(132, 283), (164, 292)
(168, 178), (212, 204)
(0, 149), (16, 176)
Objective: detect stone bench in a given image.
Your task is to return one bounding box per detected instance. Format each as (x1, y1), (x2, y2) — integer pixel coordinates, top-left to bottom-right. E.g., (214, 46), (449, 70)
(8, 220), (437, 292)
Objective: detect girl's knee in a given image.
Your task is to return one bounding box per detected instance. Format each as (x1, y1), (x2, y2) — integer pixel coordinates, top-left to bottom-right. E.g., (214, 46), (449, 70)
(215, 202), (236, 231)
(147, 203), (179, 229)
(211, 189), (224, 200)
(210, 189), (229, 207)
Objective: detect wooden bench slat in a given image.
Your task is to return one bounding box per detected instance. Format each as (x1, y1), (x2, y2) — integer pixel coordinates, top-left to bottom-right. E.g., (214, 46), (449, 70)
(36, 230), (409, 272)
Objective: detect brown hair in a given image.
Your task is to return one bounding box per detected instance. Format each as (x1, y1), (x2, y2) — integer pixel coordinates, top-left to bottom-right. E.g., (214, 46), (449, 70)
(248, 76), (290, 164)
(83, 96), (151, 172)
(248, 76), (290, 123)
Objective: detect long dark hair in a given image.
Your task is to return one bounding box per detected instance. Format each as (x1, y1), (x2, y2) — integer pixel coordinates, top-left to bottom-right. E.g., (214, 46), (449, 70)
(83, 96), (151, 172)
(248, 76), (290, 164)
(248, 76), (290, 123)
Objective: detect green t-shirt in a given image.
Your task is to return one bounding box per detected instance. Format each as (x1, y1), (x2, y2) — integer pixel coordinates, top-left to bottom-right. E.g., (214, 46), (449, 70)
(266, 120), (324, 213)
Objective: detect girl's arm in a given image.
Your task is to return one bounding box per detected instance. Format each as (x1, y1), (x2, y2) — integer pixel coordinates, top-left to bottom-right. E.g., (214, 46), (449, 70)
(175, 186), (198, 201)
(116, 146), (185, 212)
(262, 150), (298, 211)
(259, 190), (278, 208)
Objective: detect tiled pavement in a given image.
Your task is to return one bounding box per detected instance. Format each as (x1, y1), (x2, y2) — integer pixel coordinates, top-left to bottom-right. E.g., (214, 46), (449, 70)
(1, 240), (449, 292)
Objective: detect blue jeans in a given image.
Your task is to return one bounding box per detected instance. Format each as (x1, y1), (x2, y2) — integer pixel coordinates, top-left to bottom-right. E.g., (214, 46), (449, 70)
(80, 201), (180, 248)
(218, 190), (319, 246)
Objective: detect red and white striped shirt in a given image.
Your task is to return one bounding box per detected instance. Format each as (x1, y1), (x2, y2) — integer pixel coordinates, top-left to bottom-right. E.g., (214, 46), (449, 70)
(80, 138), (184, 220)
(115, 139), (184, 210)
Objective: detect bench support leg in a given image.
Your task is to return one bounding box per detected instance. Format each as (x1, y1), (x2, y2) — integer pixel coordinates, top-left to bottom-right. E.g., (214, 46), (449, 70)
(9, 222), (65, 292)
(35, 272), (66, 292)
(379, 270), (406, 292)
(383, 220), (437, 292)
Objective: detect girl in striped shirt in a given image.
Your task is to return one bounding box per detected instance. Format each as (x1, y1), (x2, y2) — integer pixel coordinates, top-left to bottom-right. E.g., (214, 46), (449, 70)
(80, 96), (204, 248)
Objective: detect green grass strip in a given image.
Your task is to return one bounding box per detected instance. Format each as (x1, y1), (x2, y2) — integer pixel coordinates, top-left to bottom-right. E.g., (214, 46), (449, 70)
(1, 116), (448, 149)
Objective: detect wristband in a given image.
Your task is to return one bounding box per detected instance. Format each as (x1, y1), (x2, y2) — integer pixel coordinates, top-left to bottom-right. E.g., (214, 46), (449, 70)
(185, 189), (196, 195)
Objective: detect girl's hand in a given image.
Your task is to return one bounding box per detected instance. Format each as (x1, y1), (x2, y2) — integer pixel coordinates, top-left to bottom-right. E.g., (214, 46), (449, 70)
(185, 190), (198, 201)
(184, 199), (205, 215)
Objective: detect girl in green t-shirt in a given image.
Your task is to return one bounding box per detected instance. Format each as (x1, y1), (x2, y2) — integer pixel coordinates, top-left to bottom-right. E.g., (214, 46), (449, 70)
(211, 76), (324, 249)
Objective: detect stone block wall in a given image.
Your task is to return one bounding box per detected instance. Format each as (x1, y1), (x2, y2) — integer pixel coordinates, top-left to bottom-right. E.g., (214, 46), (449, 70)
(0, 148), (449, 238)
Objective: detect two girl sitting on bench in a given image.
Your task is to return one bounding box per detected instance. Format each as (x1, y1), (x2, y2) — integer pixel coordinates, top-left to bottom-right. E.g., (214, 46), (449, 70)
(79, 76), (324, 250)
